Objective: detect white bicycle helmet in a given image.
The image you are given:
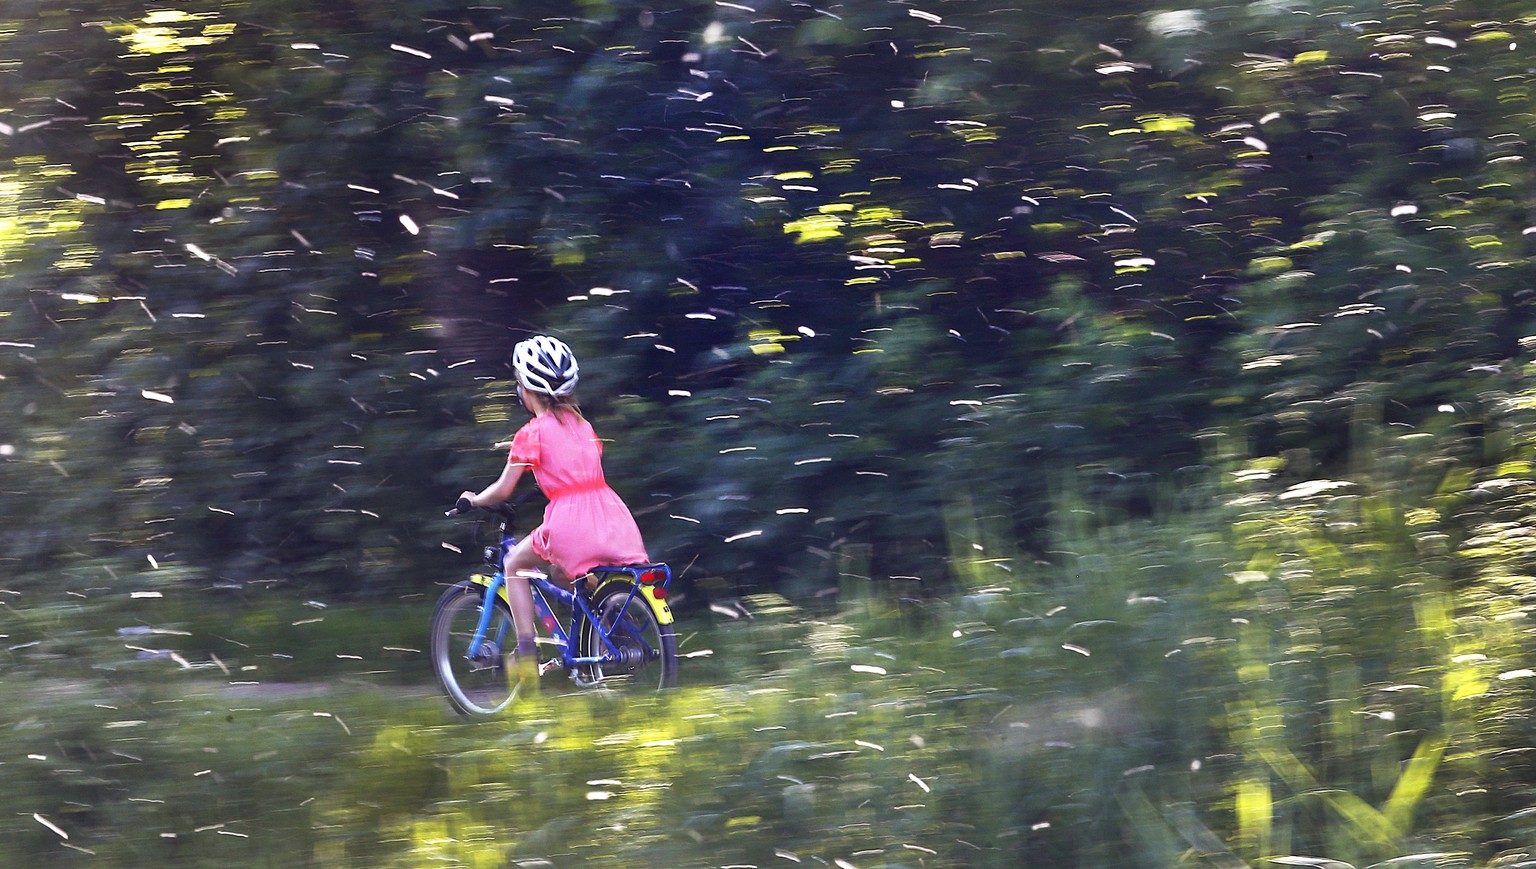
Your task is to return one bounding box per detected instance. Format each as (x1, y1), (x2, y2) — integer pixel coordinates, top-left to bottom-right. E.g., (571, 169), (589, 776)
(511, 336), (579, 396)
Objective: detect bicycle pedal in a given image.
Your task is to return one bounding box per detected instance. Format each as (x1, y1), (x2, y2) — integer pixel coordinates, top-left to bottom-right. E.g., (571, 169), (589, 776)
(538, 659), (562, 675)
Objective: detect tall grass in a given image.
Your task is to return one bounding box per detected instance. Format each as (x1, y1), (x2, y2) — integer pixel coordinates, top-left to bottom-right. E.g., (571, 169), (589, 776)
(4, 449), (1536, 866)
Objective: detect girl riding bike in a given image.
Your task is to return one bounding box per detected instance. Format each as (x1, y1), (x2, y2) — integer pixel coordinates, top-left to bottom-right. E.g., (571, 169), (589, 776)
(458, 336), (650, 690)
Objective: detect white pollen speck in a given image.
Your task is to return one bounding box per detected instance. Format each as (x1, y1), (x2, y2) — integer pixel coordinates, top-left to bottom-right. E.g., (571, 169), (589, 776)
(390, 43), (432, 59)
(33, 814), (68, 839)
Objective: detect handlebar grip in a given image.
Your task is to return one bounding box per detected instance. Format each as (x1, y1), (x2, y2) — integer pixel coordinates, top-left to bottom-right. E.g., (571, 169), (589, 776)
(446, 496), (474, 517)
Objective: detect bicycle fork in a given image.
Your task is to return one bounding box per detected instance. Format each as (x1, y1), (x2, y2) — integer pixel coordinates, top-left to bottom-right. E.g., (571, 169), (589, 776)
(467, 572), (511, 661)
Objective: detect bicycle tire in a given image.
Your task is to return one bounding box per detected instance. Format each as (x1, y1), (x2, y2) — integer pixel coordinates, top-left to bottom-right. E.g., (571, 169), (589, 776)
(577, 579), (678, 690)
(430, 581), (524, 715)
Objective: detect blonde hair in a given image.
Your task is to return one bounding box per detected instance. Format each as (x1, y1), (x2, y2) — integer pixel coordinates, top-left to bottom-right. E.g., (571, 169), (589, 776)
(520, 381), (584, 420)
(547, 392), (584, 420)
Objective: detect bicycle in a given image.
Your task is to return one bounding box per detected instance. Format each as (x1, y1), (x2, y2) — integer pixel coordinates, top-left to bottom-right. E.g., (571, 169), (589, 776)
(431, 496), (679, 716)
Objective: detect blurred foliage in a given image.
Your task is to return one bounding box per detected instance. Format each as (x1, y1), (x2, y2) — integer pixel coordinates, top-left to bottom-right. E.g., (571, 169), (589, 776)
(8, 0), (1536, 599)
(11, 0), (1536, 864)
(6, 476), (1536, 866)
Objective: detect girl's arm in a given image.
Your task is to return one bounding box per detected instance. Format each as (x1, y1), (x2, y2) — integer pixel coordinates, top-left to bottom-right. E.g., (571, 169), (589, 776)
(461, 461), (528, 508)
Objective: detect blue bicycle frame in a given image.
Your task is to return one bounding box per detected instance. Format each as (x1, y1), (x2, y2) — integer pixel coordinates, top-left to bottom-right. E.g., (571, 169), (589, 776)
(466, 532), (673, 671)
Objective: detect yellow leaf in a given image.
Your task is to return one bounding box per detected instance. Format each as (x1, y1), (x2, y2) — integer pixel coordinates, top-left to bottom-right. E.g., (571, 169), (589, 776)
(1383, 735), (1447, 836)
(1234, 777), (1273, 855)
(1139, 114), (1195, 133)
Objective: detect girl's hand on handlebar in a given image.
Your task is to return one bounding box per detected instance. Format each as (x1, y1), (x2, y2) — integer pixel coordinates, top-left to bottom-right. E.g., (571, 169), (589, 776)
(448, 491), (478, 516)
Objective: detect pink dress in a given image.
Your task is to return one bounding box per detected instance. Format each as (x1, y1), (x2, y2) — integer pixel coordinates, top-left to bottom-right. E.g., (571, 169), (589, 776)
(508, 412), (649, 577)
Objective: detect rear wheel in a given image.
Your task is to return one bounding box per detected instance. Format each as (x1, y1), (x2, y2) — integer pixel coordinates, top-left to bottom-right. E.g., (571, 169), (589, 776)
(430, 582), (524, 715)
(577, 580), (678, 691)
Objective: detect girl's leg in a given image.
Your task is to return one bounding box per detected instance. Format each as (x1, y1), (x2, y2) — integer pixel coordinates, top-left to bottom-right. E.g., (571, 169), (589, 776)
(502, 535), (548, 658)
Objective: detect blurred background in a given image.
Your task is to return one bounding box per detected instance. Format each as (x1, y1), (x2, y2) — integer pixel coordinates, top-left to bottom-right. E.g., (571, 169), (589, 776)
(5, 0), (1536, 865)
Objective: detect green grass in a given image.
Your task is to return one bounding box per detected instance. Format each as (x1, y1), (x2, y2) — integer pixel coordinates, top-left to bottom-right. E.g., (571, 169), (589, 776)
(5, 471), (1536, 866)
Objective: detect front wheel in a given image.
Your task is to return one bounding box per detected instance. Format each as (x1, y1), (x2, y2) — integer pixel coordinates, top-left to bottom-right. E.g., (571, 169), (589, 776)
(430, 581), (523, 715)
(577, 580), (678, 691)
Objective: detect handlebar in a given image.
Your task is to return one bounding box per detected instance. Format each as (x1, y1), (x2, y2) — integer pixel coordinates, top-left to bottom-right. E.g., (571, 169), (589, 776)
(445, 488), (541, 519)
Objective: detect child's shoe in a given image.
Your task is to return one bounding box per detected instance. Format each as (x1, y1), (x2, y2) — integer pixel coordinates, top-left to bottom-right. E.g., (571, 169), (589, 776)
(512, 639), (540, 699)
